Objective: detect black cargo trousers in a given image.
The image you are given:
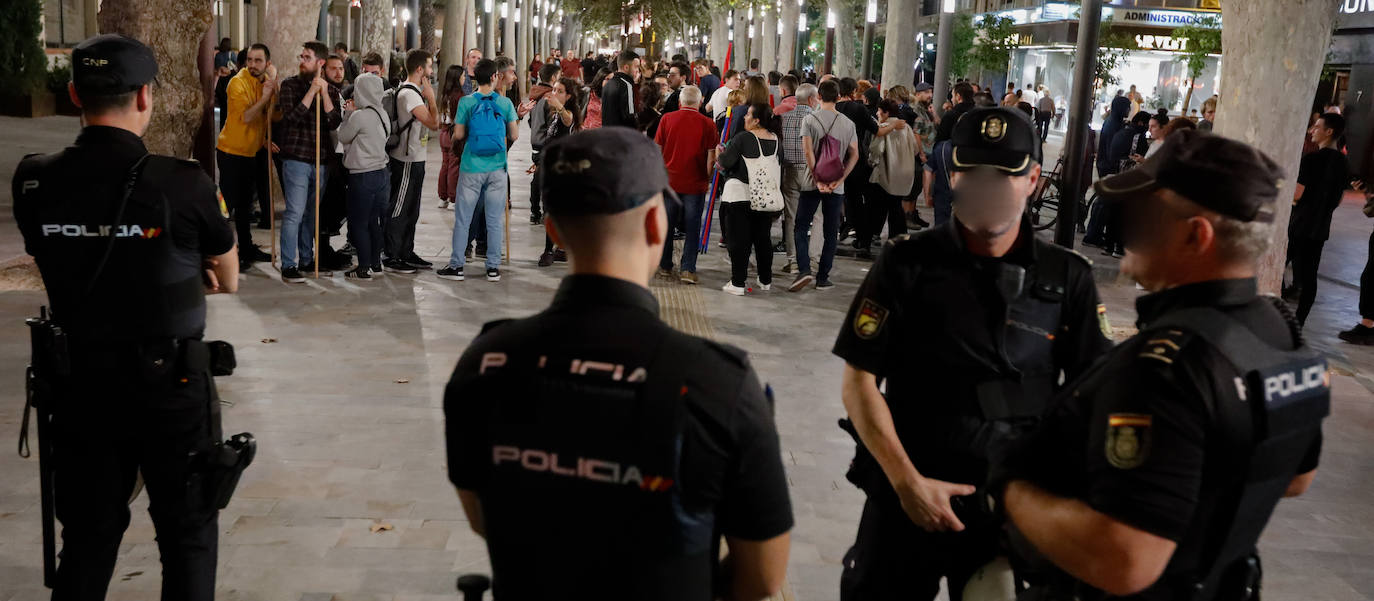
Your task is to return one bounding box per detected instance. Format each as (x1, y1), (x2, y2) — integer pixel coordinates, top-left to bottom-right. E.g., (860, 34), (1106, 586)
(51, 341), (221, 601)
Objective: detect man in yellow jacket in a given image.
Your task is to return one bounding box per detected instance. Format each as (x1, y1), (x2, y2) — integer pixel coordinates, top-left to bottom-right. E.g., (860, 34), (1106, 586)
(216, 43), (278, 269)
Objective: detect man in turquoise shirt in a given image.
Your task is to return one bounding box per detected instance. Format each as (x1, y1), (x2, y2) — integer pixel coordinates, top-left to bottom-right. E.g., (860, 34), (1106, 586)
(440, 58), (519, 282)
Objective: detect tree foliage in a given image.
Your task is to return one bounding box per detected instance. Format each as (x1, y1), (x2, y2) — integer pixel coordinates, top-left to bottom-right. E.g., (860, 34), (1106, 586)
(570, 0), (711, 41)
(0, 0), (47, 95)
(1095, 19), (1132, 91)
(970, 15), (1018, 75)
(1172, 15), (1221, 81)
(948, 13), (975, 79)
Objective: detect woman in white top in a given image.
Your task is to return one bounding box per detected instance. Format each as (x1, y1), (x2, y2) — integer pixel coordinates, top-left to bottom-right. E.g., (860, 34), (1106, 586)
(716, 102), (784, 295)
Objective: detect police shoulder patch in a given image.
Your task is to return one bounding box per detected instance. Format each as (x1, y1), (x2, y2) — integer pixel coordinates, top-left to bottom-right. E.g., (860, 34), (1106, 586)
(1105, 413), (1152, 469)
(1136, 328), (1193, 366)
(853, 298), (889, 340)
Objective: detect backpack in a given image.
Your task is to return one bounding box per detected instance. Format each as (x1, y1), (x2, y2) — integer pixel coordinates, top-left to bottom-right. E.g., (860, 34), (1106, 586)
(467, 93), (507, 157)
(383, 83), (420, 153)
(812, 112), (846, 183)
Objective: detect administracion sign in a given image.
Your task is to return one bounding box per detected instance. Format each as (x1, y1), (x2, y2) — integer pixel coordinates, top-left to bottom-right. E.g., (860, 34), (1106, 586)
(1106, 8), (1220, 28)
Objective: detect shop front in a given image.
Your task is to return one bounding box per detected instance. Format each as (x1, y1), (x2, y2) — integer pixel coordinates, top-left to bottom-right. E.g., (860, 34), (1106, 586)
(1002, 3), (1221, 133)
(1326, 2), (1374, 176)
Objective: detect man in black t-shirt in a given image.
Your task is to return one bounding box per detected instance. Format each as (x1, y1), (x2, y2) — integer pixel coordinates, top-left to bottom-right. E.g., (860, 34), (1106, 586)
(1286, 112), (1350, 327)
(445, 128), (792, 601)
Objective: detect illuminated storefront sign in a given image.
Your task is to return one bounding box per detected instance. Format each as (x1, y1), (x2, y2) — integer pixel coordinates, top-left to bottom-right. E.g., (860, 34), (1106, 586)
(1108, 9), (1220, 27)
(1134, 34), (1190, 51)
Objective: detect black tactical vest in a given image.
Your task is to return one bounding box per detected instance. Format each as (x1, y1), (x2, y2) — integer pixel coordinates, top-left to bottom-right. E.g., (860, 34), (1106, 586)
(18, 152), (207, 343)
(473, 324), (718, 599)
(1151, 304), (1329, 601)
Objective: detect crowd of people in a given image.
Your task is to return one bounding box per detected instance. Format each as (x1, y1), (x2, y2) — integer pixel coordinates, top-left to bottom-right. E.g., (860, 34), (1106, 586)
(210, 41), (951, 296)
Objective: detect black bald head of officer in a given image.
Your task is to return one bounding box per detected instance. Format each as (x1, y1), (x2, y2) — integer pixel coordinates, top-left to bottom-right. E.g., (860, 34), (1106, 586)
(68, 34), (159, 135)
(1093, 129), (1282, 291)
(540, 128), (680, 285)
(950, 106), (1042, 247)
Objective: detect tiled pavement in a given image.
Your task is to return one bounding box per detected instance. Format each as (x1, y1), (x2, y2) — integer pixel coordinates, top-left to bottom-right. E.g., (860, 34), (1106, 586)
(0, 116), (1372, 600)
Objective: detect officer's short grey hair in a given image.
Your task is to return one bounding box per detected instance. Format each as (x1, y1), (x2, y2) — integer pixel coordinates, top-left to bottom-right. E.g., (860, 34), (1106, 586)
(1212, 213), (1274, 264)
(796, 83), (817, 104)
(1165, 189), (1273, 264)
(680, 84), (702, 107)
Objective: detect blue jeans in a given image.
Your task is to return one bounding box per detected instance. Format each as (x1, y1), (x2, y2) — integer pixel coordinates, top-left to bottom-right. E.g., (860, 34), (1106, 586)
(933, 189), (953, 227)
(795, 190), (844, 280)
(280, 160), (325, 269)
(659, 193), (705, 273)
(346, 169), (389, 269)
(449, 168), (507, 270)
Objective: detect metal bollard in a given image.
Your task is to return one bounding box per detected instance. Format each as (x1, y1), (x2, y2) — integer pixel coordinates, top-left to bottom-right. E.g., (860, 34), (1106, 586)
(456, 574), (491, 600)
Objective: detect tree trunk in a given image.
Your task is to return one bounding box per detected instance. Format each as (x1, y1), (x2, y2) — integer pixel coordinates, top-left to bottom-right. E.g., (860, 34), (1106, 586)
(484, 2), (496, 58)
(828, 0), (855, 78)
(710, 5), (729, 70)
(779, 0), (798, 73)
(881, 0), (917, 89)
(194, 28), (216, 178)
(732, 8), (748, 71)
(761, 4), (777, 74)
(421, 0), (437, 53)
(260, 0), (323, 78)
(502, 0), (515, 59)
(98, 0), (211, 158)
(519, 0), (530, 97)
(465, 0), (477, 56)
(442, 0), (466, 91)
(1181, 77), (1195, 116)
(1216, 0), (1339, 295)
(363, 0), (395, 67)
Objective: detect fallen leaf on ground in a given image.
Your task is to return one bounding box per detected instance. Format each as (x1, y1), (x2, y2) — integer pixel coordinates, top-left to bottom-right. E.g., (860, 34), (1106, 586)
(261, 338), (277, 344)
(395, 378), (409, 384)
(370, 522), (394, 533)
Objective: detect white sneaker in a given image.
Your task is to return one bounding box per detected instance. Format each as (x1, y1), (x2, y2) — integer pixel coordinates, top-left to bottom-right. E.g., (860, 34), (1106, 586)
(756, 279), (772, 291)
(439, 200), (450, 209)
(722, 282), (746, 296)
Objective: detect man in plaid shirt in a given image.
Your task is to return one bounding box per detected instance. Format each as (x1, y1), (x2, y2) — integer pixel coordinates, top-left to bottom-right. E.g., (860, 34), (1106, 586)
(274, 40), (342, 282)
(778, 83), (818, 274)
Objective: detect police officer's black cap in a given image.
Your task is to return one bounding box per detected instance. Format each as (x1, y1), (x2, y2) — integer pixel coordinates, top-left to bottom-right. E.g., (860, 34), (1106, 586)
(1094, 129), (1282, 223)
(72, 34), (159, 96)
(540, 128), (680, 216)
(950, 106), (1042, 176)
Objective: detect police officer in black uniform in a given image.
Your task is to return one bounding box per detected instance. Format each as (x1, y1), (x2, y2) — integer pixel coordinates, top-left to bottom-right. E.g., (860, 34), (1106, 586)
(443, 128), (793, 600)
(832, 106), (1112, 601)
(12, 34), (240, 600)
(992, 130), (1328, 600)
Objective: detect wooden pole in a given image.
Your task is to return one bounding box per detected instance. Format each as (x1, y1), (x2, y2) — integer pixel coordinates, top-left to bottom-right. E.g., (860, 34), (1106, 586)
(314, 91), (321, 279)
(504, 195), (511, 266)
(267, 115), (278, 265)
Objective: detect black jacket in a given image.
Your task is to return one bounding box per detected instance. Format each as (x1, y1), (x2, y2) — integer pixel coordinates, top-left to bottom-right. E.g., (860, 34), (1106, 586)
(601, 72), (637, 129)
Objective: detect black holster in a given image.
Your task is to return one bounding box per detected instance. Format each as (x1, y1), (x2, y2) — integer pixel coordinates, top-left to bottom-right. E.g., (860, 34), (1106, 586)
(178, 338), (254, 511)
(839, 418), (890, 497)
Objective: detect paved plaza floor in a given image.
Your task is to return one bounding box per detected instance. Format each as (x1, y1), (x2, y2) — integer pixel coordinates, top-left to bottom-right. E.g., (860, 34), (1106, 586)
(1, 116), (1372, 600)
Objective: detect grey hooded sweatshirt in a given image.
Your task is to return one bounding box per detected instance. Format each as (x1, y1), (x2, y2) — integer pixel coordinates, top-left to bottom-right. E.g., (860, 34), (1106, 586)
(338, 72), (391, 174)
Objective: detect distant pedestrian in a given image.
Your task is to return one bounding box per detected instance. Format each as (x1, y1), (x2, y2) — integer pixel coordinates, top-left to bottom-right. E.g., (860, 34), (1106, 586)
(1287, 113), (1350, 327)
(336, 72), (391, 279)
(654, 84), (717, 283)
(1035, 87), (1054, 139)
(439, 58), (519, 283)
(717, 102), (784, 296)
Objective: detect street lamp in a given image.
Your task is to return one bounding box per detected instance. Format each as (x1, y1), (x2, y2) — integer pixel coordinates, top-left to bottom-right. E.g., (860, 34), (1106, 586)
(861, 0), (876, 80)
(934, 0), (956, 122)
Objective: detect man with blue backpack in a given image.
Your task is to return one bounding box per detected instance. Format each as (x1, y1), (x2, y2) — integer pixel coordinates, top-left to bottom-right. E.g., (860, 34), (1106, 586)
(439, 58), (519, 283)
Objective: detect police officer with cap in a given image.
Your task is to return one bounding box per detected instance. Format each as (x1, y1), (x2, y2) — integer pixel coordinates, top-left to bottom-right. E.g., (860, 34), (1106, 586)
(833, 106), (1111, 600)
(12, 34), (240, 599)
(443, 127), (793, 600)
(991, 130), (1328, 600)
